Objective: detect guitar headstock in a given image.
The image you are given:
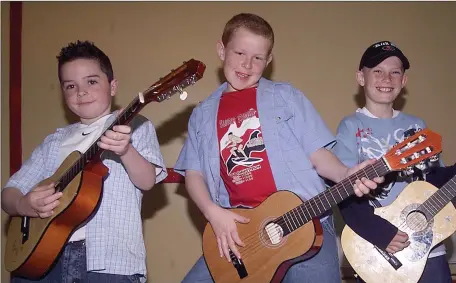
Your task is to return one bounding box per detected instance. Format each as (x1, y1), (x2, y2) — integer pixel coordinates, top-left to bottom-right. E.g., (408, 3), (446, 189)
(383, 128), (442, 171)
(143, 59), (206, 103)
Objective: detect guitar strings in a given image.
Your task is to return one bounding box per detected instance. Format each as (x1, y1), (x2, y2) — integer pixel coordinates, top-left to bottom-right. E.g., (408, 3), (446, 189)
(235, 163), (447, 262)
(210, 155), (434, 262)
(237, 163), (386, 261)
(57, 96), (141, 191)
(233, 165), (454, 261)
(234, 163), (387, 260)
(206, 163), (385, 262)
(398, 179), (456, 231)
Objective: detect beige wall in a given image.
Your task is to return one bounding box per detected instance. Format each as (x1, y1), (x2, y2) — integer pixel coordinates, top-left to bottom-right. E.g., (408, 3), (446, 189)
(1, 2), (456, 282)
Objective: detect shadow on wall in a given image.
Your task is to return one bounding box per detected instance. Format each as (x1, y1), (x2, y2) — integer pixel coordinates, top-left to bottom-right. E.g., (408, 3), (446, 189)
(141, 104), (197, 220)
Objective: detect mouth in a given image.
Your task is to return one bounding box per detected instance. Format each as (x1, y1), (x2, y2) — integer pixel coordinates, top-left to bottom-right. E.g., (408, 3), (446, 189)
(78, 101), (94, 105)
(235, 71), (251, 80)
(376, 87), (394, 93)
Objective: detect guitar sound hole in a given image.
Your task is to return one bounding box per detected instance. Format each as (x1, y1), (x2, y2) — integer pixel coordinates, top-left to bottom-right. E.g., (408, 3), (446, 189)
(264, 222), (283, 245)
(406, 210), (428, 231)
(259, 219), (287, 248)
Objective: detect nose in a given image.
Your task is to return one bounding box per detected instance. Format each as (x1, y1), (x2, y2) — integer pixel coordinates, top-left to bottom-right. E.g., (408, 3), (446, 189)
(242, 58), (253, 70)
(77, 89), (88, 97)
(382, 73), (392, 82)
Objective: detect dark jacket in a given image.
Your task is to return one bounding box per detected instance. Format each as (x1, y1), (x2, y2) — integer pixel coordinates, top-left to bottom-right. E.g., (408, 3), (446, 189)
(338, 163), (456, 249)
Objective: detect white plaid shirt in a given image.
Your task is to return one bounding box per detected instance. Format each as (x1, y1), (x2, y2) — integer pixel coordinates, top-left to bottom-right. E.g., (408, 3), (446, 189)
(4, 113), (167, 279)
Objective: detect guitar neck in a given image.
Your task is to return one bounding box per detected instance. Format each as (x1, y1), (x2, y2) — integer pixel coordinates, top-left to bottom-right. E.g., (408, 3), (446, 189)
(56, 96), (145, 192)
(280, 158), (390, 232)
(420, 175), (456, 219)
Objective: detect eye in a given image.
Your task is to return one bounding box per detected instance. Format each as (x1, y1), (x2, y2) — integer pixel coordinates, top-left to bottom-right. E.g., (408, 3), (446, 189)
(65, 84), (75, 90)
(255, 56), (264, 61)
(235, 51), (244, 56)
(373, 70), (382, 74)
(88, 79), (97, 85)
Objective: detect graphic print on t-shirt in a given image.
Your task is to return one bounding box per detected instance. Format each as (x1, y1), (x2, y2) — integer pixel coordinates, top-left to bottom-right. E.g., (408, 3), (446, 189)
(217, 87), (277, 207)
(221, 119), (266, 174)
(356, 124), (424, 200)
(219, 110), (267, 177)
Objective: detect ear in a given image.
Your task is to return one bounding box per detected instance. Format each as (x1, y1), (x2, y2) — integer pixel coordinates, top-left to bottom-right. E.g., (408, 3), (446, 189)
(216, 40), (226, 61)
(401, 73), (408, 88)
(356, 70), (365, 87)
(266, 53), (273, 66)
(110, 79), (118, 97)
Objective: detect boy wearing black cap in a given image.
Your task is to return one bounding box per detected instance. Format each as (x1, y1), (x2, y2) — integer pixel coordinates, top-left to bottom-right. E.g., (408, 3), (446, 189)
(332, 40), (452, 282)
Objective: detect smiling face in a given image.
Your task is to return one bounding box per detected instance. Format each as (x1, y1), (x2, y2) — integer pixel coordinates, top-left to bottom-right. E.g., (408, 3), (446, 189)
(60, 58), (117, 125)
(357, 56), (408, 107)
(217, 27), (273, 93)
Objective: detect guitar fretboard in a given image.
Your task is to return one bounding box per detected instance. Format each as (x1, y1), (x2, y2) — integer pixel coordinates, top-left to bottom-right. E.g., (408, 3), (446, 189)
(278, 159), (390, 235)
(56, 96), (145, 192)
(420, 175), (456, 219)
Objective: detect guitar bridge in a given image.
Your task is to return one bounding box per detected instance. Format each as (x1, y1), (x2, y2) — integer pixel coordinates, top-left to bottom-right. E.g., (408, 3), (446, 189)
(229, 250), (248, 279)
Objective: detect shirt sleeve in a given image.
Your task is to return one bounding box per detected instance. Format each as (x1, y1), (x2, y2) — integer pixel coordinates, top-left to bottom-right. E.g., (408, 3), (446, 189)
(332, 117), (398, 249)
(3, 135), (53, 195)
(332, 118), (360, 168)
(174, 107), (202, 176)
(130, 115), (167, 183)
(426, 163), (456, 188)
(288, 86), (335, 155)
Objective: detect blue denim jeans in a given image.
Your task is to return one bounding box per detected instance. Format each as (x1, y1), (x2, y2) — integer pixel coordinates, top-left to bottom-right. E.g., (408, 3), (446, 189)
(355, 254), (452, 283)
(182, 217), (341, 283)
(11, 240), (142, 283)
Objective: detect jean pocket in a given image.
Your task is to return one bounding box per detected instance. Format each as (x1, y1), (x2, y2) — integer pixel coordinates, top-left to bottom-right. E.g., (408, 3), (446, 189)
(127, 274), (142, 283)
(321, 217), (336, 236)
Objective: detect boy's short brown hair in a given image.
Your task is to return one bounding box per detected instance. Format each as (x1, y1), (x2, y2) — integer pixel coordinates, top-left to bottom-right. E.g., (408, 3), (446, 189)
(222, 13), (274, 53)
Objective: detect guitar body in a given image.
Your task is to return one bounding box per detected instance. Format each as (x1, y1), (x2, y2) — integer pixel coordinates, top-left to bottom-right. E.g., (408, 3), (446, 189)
(341, 181), (456, 283)
(202, 191), (323, 283)
(5, 151), (108, 279)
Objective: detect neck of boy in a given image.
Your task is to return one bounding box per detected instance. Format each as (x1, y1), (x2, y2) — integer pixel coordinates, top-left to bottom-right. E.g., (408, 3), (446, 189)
(365, 101), (394, 119)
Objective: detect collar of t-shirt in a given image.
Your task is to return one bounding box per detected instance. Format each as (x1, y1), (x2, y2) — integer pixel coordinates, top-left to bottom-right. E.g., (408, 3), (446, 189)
(57, 114), (114, 167)
(356, 107), (400, 119)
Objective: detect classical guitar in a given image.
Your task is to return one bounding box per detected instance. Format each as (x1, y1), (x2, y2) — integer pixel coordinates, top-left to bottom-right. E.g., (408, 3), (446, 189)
(4, 59), (206, 279)
(202, 128), (442, 283)
(341, 175), (456, 283)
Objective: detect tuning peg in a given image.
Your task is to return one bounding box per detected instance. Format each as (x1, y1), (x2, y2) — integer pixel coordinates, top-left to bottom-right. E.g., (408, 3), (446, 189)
(138, 92), (145, 103)
(180, 90), (188, 101)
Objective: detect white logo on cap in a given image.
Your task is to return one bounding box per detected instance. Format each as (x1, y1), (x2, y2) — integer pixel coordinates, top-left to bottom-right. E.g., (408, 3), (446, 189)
(373, 41), (391, 48)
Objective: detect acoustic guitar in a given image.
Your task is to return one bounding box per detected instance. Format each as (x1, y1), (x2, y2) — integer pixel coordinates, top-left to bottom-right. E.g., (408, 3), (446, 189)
(202, 128), (442, 283)
(4, 59), (206, 279)
(341, 175), (456, 283)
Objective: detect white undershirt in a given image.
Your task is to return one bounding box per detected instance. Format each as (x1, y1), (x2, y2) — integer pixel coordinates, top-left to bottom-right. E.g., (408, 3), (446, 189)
(356, 106), (400, 118)
(57, 114), (113, 242)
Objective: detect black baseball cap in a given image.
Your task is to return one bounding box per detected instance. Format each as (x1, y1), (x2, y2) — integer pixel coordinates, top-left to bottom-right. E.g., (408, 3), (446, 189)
(359, 41), (410, 70)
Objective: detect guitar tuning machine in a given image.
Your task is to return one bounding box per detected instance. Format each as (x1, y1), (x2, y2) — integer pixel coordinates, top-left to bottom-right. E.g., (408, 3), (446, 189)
(177, 87), (188, 101)
(430, 155), (439, 162)
(399, 166), (415, 177)
(415, 160), (427, 171)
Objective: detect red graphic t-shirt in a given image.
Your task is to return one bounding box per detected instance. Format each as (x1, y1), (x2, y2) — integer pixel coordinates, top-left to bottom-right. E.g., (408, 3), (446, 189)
(217, 87), (277, 207)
